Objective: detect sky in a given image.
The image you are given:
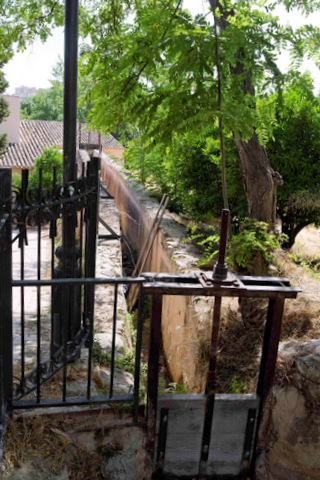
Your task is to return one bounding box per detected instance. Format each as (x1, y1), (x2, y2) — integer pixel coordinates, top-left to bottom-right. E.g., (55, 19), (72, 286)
(3, 0), (320, 95)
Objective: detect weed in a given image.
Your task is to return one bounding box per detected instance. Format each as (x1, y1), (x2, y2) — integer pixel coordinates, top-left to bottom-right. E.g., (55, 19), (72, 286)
(227, 376), (248, 394)
(198, 338), (210, 364)
(289, 252), (320, 278)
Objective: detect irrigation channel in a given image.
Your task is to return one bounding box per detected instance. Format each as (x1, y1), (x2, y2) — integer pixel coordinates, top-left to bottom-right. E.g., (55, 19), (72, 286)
(12, 183), (136, 399)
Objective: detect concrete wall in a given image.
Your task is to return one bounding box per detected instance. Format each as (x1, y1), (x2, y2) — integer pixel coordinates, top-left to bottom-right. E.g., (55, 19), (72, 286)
(100, 155), (209, 392)
(0, 95), (20, 144)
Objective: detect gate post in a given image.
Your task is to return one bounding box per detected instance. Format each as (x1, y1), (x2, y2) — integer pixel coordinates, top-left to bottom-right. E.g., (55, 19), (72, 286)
(147, 294), (163, 451)
(0, 168), (13, 418)
(84, 155), (100, 341)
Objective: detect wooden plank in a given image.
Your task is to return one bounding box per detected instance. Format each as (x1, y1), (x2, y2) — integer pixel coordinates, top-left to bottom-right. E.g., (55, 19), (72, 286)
(166, 403), (205, 435)
(155, 394), (259, 477)
(211, 397), (258, 434)
(127, 195), (169, 311)
(207, 433), (245, 475)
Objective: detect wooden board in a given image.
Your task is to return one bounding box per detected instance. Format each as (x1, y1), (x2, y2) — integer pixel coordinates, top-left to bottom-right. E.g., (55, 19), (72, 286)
(155, 394), (259, 478)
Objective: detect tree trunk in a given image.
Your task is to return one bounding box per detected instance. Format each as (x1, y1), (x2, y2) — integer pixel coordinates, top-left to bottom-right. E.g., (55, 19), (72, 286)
(208, 0), (282, 228)
(233, 132), (281, 230)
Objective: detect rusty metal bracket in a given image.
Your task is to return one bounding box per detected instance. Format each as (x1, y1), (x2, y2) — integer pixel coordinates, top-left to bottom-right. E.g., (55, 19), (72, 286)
(196, 271), (241, 288)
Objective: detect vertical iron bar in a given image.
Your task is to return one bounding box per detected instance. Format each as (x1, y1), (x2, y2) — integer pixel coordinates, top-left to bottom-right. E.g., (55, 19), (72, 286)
(251, 296), (285, 477)
(257, 296), (285, 403)
(147, 294), (162, 451)
(133, 285), (144, 423)
(62, 0), (79, 353)
(36, 169), (42, 403)
(213, 209), (229, 281)
(109, 284), (118, 399)
(84, 156), (100, 338)
(62, 279), (68, 402)
(0, 168), (13, 416)
(20, 170), (28, 386)
(63, 0), (79, 186)
(86, 282), (93, 400)
(50, 167), (57, 358)
(198, 295), (222, 478)
(79, 163), (85, 328)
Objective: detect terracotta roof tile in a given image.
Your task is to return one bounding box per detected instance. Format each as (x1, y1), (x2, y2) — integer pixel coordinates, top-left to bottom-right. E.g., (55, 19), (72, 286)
(0, 120), (123, 169)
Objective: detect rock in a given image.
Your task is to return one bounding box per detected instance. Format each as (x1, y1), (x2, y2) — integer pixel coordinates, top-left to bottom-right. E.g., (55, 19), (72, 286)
(93, 366), (134, 393)
(101, 452), (137, 480)
(94, 332), (124, 354)
(296, 355), (320, 384)
(66, 379), (98, 397)
(256, 386), (320, 480)
(9, 463), (69, 480)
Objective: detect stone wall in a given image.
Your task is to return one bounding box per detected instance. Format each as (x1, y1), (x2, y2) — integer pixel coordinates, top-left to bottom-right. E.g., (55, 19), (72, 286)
(256, 339), (320, 480)
(100, 154), (211, 392)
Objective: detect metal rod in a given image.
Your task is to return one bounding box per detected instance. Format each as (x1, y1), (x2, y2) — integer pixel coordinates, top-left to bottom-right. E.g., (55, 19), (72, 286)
(109, 284), (118, 398)
(80, 163), (85, 328)
(127, 195), (169, 311)
(36, 169), (42, 403)
(147, 294), (163, 449)
(198, 295), (222, 477)
(0, 168), (13, 413)
(257, 297), (285, 402)
(50, 167), (56, 358)
(251, 296), (285, 476)
(133, 285), (144, 423)
(213, 208), (229, 281)
(99, 215), (119, 239)
(63, 0), (79, 185)
(20, 170), (28, 386)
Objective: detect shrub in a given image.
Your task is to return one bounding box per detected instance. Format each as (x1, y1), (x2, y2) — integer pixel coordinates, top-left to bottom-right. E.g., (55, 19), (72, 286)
(28, 147), (63, 190)
(228, 219), (287, 271)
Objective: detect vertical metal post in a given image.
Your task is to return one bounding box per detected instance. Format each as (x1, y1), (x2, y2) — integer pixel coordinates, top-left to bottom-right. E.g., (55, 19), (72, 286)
(60, 0), (80, 356)
(257, 296), (285, 404)
(213, 208), (229, 281)
(147, 294), (162, 451)
(250, 295), (285, 477)
(62, 0), (79, 260)
(63, 0), (79, 186)
(133, 285), (145, 423)
(0, 168), (13, 416)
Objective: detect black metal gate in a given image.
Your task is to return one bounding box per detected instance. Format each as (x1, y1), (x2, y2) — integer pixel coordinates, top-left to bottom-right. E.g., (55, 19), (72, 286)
(9, 156), (100, 402)
(0, 159), (145, 428)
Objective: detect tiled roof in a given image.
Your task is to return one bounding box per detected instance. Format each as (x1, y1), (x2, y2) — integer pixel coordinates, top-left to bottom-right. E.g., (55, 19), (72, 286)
(0, 119), (123, 169)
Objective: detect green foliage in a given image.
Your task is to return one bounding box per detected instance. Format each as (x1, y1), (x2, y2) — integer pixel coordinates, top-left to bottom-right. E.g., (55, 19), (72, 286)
(185, 223), (220, 266)
(0, 69), (9, 158)
(0, 1), (64, 155)
(227, 375), (248, 394)
(21, 58), (92, 122)
(124, 127), (245, 220)
(92, 310), (148, 382)
(80, 0), (320, 145)
(228, 219), (286, 270)
(267, 73), (320, 247)
(185, 218), (285, 270)
(78, 0), (320, 236)
(0, 1), (64, 65)
(28, 147), (63, 190)
(289, 251), (320, 278)
(92, 340), (146, 376)
(158, 378), (188, 394)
